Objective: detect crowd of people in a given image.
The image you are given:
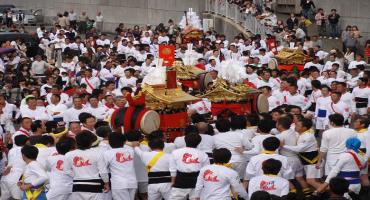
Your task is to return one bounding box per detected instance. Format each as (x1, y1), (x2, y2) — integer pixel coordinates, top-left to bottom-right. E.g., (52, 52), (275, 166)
(0, 0), (370, 200)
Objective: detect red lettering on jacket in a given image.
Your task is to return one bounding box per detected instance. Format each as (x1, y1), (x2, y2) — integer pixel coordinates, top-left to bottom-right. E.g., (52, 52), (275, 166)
(182, 153), (200, 164)
(115, 152), (133, 163)
(203, 169), (219, 182)
(260, 180), (277, 191)
(73, 156), (92, 167)
(56, 160), (64, 171)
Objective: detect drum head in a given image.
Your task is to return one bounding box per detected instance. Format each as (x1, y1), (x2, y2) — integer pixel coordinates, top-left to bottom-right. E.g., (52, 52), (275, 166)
(140, 110), (161, 134)
(256, 94), (269, 113)
(203, 73), (214, 90)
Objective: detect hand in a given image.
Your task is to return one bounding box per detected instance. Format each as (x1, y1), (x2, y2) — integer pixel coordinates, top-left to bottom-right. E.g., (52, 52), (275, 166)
(2, 166), (11, 176)
(234, 147), (244, 154)
(315, 160), (321, 169)
(103, 182), (110, 193)
(316, 183), (328, 193)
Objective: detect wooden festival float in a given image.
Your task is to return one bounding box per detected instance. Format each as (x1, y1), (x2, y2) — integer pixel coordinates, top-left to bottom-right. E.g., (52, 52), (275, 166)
(275, 48), (306, 72)
(180, 8), (203, 44)
(171, 60), (205, 91)
(197, 59), (269, 117)
(110, 56), (199, 141)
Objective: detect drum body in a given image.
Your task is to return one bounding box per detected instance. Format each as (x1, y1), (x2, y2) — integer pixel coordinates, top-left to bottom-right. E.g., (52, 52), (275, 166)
(158, 110), (188, 142)
(111, 107), (160, 134)
(198, 72), (214, 92)
(211, 93), (269, 116)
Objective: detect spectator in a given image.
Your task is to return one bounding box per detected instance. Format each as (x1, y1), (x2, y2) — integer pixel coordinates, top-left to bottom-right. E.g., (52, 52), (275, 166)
(300, 0), (315, 20)
(315, 8), (327, 38)
(95, 12), (103, 34)
(327, 9), (340, 39)
(286, 13), (298, 30)
(69, 10), (77, 29)
(352, 25), (361, 39)
(78, 11), (89, 34)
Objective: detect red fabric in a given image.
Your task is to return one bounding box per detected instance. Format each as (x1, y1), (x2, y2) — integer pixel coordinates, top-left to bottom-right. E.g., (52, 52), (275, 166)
(64, 88), (75, 96)
(166, 70), (177, 89)
(159, 112), (188, 142)
(243, 80), (257, 89)
(180, 80), (200, 89)
(159, 45), (175, 67)
(123, 107), (135, 133)
(125, 93), (145, 106)
(365, 48), (370, 57)
(278, 64), (304, 71)
(195, 64), (205, 70)
(211, 102), (252, 116)
(134, 108), (149, 130)
(111, 109), (119, 129)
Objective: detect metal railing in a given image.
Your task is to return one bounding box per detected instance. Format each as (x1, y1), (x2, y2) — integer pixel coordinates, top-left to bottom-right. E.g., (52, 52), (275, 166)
(205, 0), (273, 35)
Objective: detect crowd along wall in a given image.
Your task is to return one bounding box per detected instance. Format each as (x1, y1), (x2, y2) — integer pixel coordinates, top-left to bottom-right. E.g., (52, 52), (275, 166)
(312, 0), (370, 40)
(0, 0), (205, 32)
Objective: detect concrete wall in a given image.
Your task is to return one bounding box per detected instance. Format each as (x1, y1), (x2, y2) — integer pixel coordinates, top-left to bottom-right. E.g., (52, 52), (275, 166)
(312, 0), (370, 40)
(0, 0), (205, 32)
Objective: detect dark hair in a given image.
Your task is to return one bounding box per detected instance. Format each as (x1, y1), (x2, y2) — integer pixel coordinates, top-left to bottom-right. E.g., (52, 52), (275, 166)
(184, 125), (199, 135)
(108, 132), (126, 148)
(213, 148), (232, 164)
(14, 135), (29, 146)
(329, 114), (344, 126)
(185, 133), (202, 148)
(250, 191), (270, 200)
(329, 177), (349, 196)
(216, 119), (231, 133)
(56, 136), (76, 155)
(78, 112), (95, 124)
(28, 135), (42, 145)
(148, 137), (165, 150)
(247, 114), (260, 126)
(277, 116), (292, 130)
(311, 80), (321, 89)
(21, 145), (39, 160)
(262, 158), (282, 175)
(230, 115), (247, 130)
(148, 130), (164, 141)
(125, 130), (143, 142)
(40, 135), (54, 146)
(76, 130), (94, 150)
(258, 119), (274, 133)
(299, 118), (313, 130)
(262, 137), (280, 151)
(96, 126), (112, 138)
(31, 120), (43, 132)
(191, 113), (206, 124)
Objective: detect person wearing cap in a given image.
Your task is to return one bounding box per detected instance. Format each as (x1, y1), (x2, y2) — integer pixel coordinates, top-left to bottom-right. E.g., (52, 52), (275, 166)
(317, 137), (366, 195)
(323, 54), (340, 71)
(347, 65), (362, 89)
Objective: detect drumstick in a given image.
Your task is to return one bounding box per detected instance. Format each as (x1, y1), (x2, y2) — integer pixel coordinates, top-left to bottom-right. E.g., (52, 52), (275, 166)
(121, 126), (124, 134)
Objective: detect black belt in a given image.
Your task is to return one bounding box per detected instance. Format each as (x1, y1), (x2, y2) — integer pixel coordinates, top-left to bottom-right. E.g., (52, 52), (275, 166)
(148, 171), (171, 184)
(308, 103), (316, 112)
(298, 151), (319, 165)
(173, 171), (199, 189)
(72, 179), (104, 193)
(355, 97), (368, 108)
